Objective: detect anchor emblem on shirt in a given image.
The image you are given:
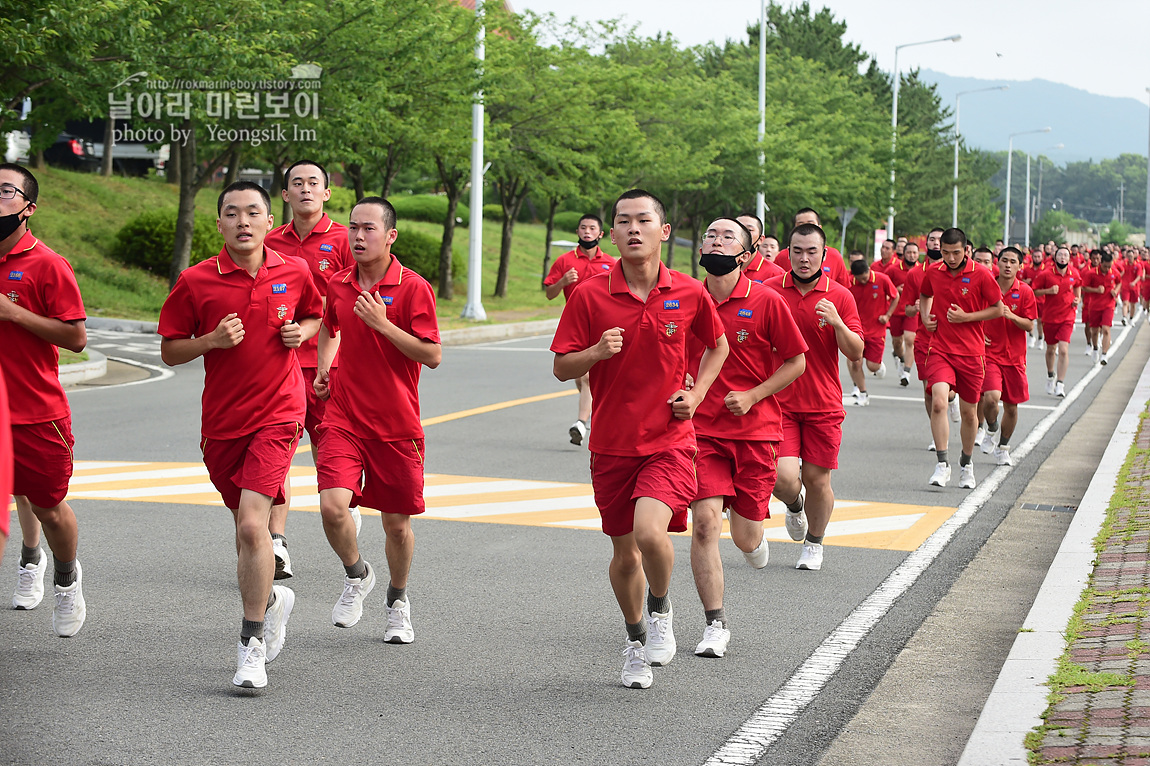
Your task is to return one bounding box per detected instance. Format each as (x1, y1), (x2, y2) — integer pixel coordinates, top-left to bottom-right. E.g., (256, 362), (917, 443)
(277, 304), (289, 320)
(665, 321), (678, 337)
(736, 329), (749, 344)
(961, 287), (969, 296)
(817, 317), (828, 328)
(6, 291), (17, 304)
(318, 258), (331, 271)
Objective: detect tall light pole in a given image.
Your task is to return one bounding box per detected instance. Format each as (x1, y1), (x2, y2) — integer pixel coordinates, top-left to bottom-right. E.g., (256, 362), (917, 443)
(889, 33), (961, 238)
(1145, 88), (1149, 242)
(953, 85), (1008, 227)
(1026, 143), (1063, 248)
(756, 0), (767, 224)
(461, 0), (486, 321)
(1004, 127), (1052, 246)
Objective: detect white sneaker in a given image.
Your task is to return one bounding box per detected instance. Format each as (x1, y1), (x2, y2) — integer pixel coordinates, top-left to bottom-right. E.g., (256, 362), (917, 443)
(694, 620), (731, 658)
(1027, 335), (1035, 348)
(233, 637), (268, 689)
(930, 462), (951, 487)
(993, 445), (1013, 466)
(948, 398), (960, 423)
(742, 531), (769, 569)
(12, 549), (47, 610)
(332, 561), (376, 628)
(796, 542), (823, 571)
(384, 597), (415, 644)
(646, 605), (676, 666)
(974, 426), (986, 449)
(854, 391), (870, 406)
(272, 538), (293, 580)
(1039, 339), (1046, 350)
(263, 584), (295, 662)
(52, 560), (86, 637)
(873, 362), (887, 379)
(1101, 353), (1109, 366)
(621, 640), (652, 689)
(784, 490), (807, 542)
(899, 369), (910, 387)
(350, 507), (362, 537)
(569, 420), (587, 446)
(927, 441), (940, 451)
(1055, 381), (1065, 397)
(959, 463), (976, 489)
(980, 429), (996, 454)
(1084, 347), (1094, 357)
(1045, 377), (1056, 395)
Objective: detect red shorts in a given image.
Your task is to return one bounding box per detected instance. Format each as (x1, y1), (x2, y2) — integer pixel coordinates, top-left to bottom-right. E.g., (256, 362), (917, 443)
(317, 426), (426, 515)
(1142, 281), (1150, 300)
(12, 417), (74, 509)
(888, 314), (906, 336)
(780, 409), (844, 470)
(915, 336), (931, 381)
(1084, 305), (1115, 328)
(302, 367), (329, 448)
(694, 436), (778, 522)
(923, 350), (985, 404)
(1043, 319), (1074, 344)
(590, 446), (696, 537)
(200, 423), (301, 510)
(862, 334), (885, 365)
(1122, 288), (1138, 304)
(982, 361), (1029, 404)
(1035, 298), (1045, 319)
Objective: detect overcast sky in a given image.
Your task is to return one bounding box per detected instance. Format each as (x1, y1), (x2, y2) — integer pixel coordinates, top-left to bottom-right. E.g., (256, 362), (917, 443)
(513, 0), (1150, 103)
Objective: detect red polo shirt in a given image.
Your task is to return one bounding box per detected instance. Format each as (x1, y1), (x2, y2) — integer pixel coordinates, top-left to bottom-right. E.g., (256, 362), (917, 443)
(849, 270), (898, 340)
(0, 362), (12, 515)
(1084, 269), (1118, 309)
(1032, 266), (1081, 325)
(543, 246), (617, 301)
(899, 261), (932, 336)
(1, 232), (86, 425)
(742, 254), (785, 283)
(322, 256), (440, 442)
(265, 214), (351, 368)
(688, 276), (807, 442)
(919, 258), (1002, 356)
(158, 246), (323, 439)
(551, 260), (723, 457)
(984, 279), (1037, 367)
(1119, 259), (1142, 289)
(764, 273), (863, 414)
(776, 245), (851, 287)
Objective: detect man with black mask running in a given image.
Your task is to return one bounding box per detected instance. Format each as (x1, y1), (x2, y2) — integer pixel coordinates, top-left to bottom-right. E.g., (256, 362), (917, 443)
(1032, 245), (1081, 397)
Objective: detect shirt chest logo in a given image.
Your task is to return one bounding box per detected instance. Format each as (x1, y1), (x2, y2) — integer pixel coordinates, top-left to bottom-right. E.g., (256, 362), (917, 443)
(7, 270), (22, 281)
(276, 304), (289, 319)
(663, 300), (679, 310)
(382, 296), (394, 305)
(738, 308), (753, 318)
(736, 328), (749, 344)
(961, 287), (969, 296)
(665, 321), (678, 336)
(318, 258), (332, 272)
(817, 316), (828, 329)
(6, 291), (17, 304)
(272, 283), (288, 294)
(319, 243), (334, 253)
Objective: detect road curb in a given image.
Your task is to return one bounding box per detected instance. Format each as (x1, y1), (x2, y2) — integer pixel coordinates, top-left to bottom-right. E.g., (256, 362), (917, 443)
(86, 316), (158, 333)
(59, 348), (107, 385)
(957, 346), (1150, 765)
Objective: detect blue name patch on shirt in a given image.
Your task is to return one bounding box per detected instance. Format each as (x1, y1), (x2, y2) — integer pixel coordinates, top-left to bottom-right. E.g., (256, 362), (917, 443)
(382, 296), (394, 305)
(962, 277), (971, 283)
(272, 283), (288, 294)
(1012, 292), (1020, 299)
(319, 243), (334, 252)
(601, 264), (610, 270)
(738, 308), (753, 318)
(663, 300), (679, 310)
(7, 271), (22, 281)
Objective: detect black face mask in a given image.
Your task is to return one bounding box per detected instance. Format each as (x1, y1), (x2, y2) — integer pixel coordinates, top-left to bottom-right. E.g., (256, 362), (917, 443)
(0, 203), (30, 240)
(791, 268), (822, 284)
(700, 251), (742, 276)
(926, 248), (942, 261)
(949, 256), (968, 272)
(578, 236), (600, 250)
(1055, 258), (1070, 270)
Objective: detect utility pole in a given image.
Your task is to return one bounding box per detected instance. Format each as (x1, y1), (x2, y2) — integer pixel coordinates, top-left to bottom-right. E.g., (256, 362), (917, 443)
(1119, 180), (1125, 224)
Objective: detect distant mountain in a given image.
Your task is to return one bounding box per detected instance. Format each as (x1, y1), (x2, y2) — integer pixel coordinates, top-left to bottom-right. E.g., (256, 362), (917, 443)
(920, 69), (1149, 164)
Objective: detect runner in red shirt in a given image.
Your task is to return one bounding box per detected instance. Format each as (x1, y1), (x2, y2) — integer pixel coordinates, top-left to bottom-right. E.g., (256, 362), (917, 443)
(263, 159), (353, 580)
(874, 238), (897, 274)
(1031, 246), (1081, 397)
(1083, 250), (1119, 366)
(551, 189), (728, 689)
(159, 182), (323, 689)
(765, 223), (864, 572)
(736, 213), (785, 283)
(918, 228), (1004, 489)
(1019, 247), (1048, 349)
(1118, 248), (1142, 326)
(0, 362), (10, 567)
(0, 164), (88, 636)
(977, 247), (1036, 467)
(686, 217), (806, 659)
(1079, 249), (1102, 358)
(890, 241), (920, 385)
(312, 197), (441, 645)
(544, 214), (616, 446)
(846, 258), (898, 406)
(903, 230), (960, 433)
(1139, 248), (1150, 318)
(775, 208), (851, 287)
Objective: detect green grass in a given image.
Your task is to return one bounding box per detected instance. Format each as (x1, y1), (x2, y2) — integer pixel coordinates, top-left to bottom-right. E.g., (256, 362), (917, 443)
(58, 349), (90, 365)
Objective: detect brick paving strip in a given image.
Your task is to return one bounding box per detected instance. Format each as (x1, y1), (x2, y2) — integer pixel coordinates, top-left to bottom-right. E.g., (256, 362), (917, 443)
(1031, 409), (1150, 765)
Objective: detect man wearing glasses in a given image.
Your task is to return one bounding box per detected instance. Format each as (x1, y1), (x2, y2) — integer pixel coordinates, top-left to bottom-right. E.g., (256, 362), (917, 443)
(0, 163), (89, 636)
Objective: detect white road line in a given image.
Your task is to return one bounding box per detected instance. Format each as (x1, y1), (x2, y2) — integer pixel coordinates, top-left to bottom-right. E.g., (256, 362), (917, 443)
(705, 318), (1135, 765)
(70, 481), (219, 498)
(762, 513), (924, 540)
(425, 495), (596, 519)
(424, 479), (580, 497)
(851, 393), (1056, 410)
(67, 356), (174, 392)
(73, 461), (149, 471)
(69, 465), (209, 485)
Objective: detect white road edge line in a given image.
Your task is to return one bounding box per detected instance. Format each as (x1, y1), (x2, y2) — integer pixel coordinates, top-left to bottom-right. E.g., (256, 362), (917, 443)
(704, 318), (1136, 766)
(67, 355), (175, 391)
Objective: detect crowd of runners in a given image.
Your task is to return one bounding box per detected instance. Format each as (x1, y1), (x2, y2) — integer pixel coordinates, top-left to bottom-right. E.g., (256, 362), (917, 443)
(0, 158), (1143, 691)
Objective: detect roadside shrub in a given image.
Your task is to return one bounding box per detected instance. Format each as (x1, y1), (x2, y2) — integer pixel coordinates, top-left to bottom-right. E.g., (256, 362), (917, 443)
(392, 228), (465, 284)
(389, 194), (470, 226)
(483, 204), (504, 221)
(552, 211), (584, 232)
(326, 186), (357, 214)
(109, 208), (220, 275)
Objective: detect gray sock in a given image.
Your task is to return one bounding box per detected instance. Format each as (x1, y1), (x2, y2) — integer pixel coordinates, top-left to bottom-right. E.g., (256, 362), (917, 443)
(386, 584), (407, 605)
(960, 452), (972, 467)
(646, 590), (670, 616)
(936, 449), (948, 465)
(20, 545), (40, 567)
(344, 557), (368, 580)
(999, 434), (1010, 447)
(705, 608), (727, 629)
(271, 533), (287, 546)
(785, 495), (803, 514)
(986, 419), (999, 433)
(266, 589), (276, 610)
(626, 620), (647, 645)
(241, 618), (265, 644)
(53, 557), (76, 588)
(805, 533), (824, 545)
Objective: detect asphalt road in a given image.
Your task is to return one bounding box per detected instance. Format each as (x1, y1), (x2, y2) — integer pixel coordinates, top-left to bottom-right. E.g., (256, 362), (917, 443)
(0, 320), (1140, 765)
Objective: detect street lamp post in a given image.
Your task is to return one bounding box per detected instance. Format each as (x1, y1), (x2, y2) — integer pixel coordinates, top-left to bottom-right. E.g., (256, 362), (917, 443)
(461, 0), (487, 321)
(889, 33), (960, 238)
(1145, 88), (1149, 243)
(953, 85), (1008, 227)
(1004, 127), (1052, 247)
(1026, 143), (1063, 248)
(756, 0), (766, 224)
